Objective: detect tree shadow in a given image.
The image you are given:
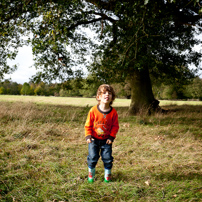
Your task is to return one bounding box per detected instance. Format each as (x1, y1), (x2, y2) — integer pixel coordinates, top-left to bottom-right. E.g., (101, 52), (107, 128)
(113, 170), (202, 184)
(152, 171), (202, 182)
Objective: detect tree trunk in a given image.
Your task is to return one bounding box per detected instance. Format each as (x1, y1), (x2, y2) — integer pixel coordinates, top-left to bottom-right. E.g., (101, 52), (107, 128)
(128, 67), (160, 115)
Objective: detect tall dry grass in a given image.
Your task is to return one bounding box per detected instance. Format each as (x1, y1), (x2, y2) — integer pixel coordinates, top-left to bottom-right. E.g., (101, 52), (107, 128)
(0, 101), (202, 201)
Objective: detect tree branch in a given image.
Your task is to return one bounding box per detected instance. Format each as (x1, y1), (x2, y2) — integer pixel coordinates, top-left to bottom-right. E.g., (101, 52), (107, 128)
(66, 17), (103, 31)
(93, 11), (118, 22)
(80, 9), (118, 23)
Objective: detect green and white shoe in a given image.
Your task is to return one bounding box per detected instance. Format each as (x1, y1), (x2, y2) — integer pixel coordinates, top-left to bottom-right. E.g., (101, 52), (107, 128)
(104, 169), (111, 183)
(88, 167), (95, 183)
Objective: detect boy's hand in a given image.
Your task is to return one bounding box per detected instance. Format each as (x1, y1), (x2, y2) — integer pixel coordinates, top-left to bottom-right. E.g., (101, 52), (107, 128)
(86, 139), (92, 144)
(106, 139), (112, 145)
(87, 138), (94, 144)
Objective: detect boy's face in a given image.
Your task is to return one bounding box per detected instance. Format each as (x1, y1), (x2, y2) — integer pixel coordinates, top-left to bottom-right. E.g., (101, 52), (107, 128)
(98, 90), (112, 105)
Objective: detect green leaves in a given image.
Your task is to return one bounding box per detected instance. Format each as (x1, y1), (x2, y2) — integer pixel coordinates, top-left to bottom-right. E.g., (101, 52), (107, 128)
(1, 0), (202, 83)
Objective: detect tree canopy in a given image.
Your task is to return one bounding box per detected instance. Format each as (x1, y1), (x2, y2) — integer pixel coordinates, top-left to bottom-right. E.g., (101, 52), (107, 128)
(1, 0), (202, 113)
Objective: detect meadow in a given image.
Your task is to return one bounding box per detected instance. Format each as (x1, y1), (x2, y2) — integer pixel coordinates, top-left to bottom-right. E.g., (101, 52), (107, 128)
(0, 95), (202, 201)
(1, 95), (202, 107)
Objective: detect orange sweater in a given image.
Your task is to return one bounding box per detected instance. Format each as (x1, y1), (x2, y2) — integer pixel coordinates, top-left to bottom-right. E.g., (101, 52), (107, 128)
(85, 105), (119, 141)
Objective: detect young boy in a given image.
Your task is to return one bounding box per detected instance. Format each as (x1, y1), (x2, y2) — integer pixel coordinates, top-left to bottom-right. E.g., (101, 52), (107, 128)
(85, 84), (119, 183)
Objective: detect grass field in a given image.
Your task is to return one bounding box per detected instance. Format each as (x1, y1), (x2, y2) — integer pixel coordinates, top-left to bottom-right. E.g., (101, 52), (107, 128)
(0, 95), (202, 107)
(0, 96), (202, 201)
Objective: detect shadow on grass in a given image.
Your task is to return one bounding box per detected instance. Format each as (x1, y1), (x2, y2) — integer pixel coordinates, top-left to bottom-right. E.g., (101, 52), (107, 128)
(152, 172), (202, 182)
(113, 170), (202, 189)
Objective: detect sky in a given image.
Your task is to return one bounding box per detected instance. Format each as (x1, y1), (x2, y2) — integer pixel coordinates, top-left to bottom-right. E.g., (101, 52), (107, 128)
(5, 46), (37, 84)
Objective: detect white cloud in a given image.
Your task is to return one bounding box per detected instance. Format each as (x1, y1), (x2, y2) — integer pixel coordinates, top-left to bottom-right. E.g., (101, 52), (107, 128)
(5, 46), (37, 84)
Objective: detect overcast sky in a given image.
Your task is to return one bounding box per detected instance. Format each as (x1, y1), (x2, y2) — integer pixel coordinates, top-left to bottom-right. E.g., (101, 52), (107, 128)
(5, 46), (36, 84)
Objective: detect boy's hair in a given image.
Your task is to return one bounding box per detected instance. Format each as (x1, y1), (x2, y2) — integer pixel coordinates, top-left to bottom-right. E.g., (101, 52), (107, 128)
(96, 84), (116, 105)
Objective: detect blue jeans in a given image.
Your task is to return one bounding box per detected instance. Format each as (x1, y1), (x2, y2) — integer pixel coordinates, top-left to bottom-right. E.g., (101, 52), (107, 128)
(87, 139), (113, 169)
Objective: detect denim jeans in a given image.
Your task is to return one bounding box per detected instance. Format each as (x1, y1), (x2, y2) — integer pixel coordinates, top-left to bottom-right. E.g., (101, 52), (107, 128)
(87, 139), (113, 169)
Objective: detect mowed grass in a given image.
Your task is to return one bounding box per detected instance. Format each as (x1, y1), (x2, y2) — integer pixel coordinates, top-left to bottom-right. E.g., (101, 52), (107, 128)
(0, 96), (202, 201)
(1, 95), (202, 107)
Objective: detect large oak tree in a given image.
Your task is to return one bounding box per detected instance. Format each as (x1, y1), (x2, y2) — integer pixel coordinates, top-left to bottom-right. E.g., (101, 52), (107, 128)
(1, 0), (202, 114)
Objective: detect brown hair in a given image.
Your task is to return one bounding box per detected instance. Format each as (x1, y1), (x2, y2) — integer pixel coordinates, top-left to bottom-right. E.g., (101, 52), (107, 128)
(96, 84), (116, 106)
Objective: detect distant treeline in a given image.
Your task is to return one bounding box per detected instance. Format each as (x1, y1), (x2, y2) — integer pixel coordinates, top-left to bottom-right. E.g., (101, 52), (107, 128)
(1, 76), (202, 100)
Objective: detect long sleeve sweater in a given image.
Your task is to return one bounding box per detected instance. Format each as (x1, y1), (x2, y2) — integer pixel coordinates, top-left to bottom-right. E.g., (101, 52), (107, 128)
(85, 105), (119, 141)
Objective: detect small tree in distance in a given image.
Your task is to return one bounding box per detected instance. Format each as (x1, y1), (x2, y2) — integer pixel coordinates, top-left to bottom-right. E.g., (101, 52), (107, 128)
(21, 83), (31, 95)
